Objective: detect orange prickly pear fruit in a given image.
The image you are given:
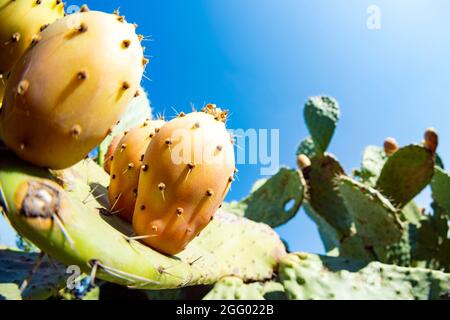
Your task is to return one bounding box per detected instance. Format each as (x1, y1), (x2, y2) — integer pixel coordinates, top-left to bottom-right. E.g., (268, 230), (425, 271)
(133, 106), (236, 255)
(0, 0), (65, 105)
(0, 10), (145, 169)
(104, 132), (125, 174)
(108, 119), (165, 222)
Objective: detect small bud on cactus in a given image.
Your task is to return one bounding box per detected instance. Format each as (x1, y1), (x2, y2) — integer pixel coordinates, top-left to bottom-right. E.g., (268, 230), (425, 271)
(297, 154), (311, 169)
(423, 128), (438, 154)
(383, 137), (399, 156)
(0, 11), (145, 169)
(108, 120), (165, 221)
(133, 107), (236, 255)
(103, 133), (125, 174)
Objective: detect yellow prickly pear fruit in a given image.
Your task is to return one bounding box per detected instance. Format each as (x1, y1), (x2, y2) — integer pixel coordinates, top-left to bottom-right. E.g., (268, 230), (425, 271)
(0, 10), (145, 169)
(108, 119), (165, 222)
(103, 132), (125, 174)
(133, 106), (236, 255)
(0, 0), (65, 104)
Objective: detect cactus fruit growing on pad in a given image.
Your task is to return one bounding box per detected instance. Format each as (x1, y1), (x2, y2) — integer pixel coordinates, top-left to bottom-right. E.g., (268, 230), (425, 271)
(0, 10), (145, 169)
(133, 105), (235, 255)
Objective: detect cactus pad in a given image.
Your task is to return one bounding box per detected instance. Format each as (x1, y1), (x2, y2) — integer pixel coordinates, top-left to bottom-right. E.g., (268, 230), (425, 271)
(239, 168), (304, 227)
(307, 154), (353, 238)
(279, 252), (450, 300)
(0, 151), (285, 290)
(354, 146), (386, 187)
(431, 167), (450, 215)
(338, 176), (403, 246)
(376, 145), (435, 208)
(296, 137), (316, 159)
(303, 96), (340, 154)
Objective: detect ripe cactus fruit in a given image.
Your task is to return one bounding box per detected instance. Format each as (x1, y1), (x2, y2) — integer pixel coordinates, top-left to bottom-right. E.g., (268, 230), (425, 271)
(0, 0), (65, 98)
(103, 132), (125, 174)
(108, 120), (165, 221)
(133, 106), (236, 255)
(0, 10), (145, 169)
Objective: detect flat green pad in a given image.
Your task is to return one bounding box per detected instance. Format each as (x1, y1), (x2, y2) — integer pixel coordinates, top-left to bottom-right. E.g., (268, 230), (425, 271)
(296, 137), (316, 159)
(355, 146), (387, 187)
(308, 154), (353, 237)
(431, 167), (450, 216)
(376, 145), (435, 208)
(0, 248), (66, 300)
(240, 168), (304, 228)
(203, 277), (286, 300)
(0, 152), (285, 290)
(279, 252), (450, 300)
(304, 96), (340, 154)
(338, 176), (403, 246)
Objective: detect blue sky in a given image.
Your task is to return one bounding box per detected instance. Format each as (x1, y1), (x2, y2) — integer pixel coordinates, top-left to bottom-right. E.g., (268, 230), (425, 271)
(1, 1), (450, 254)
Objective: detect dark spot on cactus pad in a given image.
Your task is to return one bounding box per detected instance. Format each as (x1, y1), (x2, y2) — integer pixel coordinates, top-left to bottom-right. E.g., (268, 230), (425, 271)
(18, 181), (61, 219)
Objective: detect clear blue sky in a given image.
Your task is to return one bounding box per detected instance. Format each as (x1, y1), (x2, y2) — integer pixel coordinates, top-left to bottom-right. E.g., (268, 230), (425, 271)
(1, 1), (450, 254)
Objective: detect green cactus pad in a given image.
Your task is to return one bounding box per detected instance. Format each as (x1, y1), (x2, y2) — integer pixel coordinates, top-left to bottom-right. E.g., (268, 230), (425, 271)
(355, 146), (387, 187)
(0, 247), (66, 300)
(279, 252), (450, 300)
(376, 145), (435, 208)
(303, 96), (340, 154)
(0, 152), (285, 290)
(431, 167), (450, 215)
(308, 154), (353, 237)
(237, 168), (304, 228)
(203, 277), (286, 300)
(296, 137), (316, 159)
(374, 224), (413, 267)
(338, 176), (403, 246)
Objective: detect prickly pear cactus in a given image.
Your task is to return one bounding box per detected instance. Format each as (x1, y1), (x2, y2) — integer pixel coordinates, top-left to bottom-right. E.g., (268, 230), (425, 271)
(279, 252), (450, 300)
(133, 106), (236, 255)
(203, 277), (286, 300)
(0, 247), (66, 300)
(108, 120), (165, 221)
(376, 145), (435, 208)
(0, 10), (145, 169)
(303, 96), (340, 154)
(0, 0), (65, 104)
(228, 167), (304, 227)
(0, 150), (285, 290)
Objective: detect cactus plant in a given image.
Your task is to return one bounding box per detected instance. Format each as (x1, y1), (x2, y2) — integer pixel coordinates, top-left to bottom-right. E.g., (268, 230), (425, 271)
(279, 252), (450, 300)
(0, 10), (145, 169)
(0, 150), (285, 290)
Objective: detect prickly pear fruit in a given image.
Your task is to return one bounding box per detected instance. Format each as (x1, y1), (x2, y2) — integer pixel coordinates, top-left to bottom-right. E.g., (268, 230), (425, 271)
(423, 128), (438, 154)
(0, 10), (145, 169)
(103, 132), (125, 174)
(383, 137), (399, 156)
(133, 106), (236, 255)
(108, 120), (165, 221)
(0, 0), (64, 101)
